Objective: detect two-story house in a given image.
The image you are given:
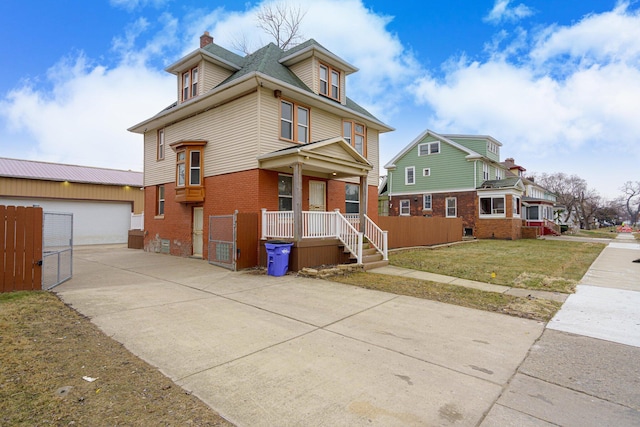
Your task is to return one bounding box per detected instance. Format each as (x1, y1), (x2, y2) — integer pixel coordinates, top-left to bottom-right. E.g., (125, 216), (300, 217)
(381, 129), (526, 239)
(128, 32), (393, 270)
(501, 158), (561, 235)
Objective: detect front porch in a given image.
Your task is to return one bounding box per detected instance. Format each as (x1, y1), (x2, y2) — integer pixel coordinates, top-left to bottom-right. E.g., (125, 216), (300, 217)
(261, 209), (388, 270)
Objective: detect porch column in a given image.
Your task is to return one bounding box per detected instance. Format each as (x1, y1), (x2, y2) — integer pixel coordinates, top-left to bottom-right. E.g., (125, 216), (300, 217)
(359, 175), (368, 226)
(293, 162), (303, 241)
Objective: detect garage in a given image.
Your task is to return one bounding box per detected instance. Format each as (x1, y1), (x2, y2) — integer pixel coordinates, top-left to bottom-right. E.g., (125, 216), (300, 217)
(0, 197), (133, 245)
(1, 157), (144, 246)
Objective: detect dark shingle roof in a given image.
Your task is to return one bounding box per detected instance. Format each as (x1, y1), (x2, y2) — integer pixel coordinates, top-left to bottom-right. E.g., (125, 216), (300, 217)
(478, 177), (522, 189)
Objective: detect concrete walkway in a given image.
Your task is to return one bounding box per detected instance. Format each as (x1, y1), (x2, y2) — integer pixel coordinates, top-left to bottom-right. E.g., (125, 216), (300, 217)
(56, 245), (545, 426)
(370, 265), (569, 302)
(54, 234), (640, 426)
(482, 233), (640, 426)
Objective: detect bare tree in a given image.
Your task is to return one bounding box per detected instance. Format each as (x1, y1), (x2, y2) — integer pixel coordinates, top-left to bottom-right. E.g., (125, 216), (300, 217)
(620, 181), (640, 225)
(231, 3), (306, 54)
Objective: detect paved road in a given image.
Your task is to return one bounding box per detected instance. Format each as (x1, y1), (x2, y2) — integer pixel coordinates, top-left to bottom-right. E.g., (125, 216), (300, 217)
(55, 234), (640, 426)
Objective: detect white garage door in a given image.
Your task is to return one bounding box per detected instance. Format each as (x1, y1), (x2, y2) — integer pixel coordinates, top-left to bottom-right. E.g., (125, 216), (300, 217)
(0, 197), (132, 245)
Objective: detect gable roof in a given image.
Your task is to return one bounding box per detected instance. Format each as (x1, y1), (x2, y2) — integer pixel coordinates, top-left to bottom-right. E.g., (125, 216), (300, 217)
(130, 39), (391, 134)
(257, 137), (372, 178)
(0, 157), (143, 186)
(384, 129), (484, 169)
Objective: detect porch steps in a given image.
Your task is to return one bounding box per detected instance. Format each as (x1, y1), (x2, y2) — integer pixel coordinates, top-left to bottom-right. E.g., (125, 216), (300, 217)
(344, 243), (389, 271)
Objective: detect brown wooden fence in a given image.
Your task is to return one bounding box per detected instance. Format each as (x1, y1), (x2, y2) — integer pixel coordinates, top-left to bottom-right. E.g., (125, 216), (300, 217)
(377, 216), (463, 249)
(1, 205), (43, 292)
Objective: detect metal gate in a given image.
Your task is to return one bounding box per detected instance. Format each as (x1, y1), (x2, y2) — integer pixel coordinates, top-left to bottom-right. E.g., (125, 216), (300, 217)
(208, 212), (236, 270)
(43, 211), (73, 289)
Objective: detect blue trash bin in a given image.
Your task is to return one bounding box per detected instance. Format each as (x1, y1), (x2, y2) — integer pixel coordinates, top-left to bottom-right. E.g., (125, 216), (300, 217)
(265, 241), (294, 276)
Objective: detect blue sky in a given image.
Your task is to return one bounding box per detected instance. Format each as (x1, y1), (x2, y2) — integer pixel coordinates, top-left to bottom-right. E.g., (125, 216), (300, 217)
(1, 0), (638, 199)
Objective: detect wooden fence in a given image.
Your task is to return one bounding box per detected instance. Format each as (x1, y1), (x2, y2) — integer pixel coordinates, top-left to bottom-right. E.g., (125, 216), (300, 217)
(377, 216), (463, 249)
(1, 205), (43, 292)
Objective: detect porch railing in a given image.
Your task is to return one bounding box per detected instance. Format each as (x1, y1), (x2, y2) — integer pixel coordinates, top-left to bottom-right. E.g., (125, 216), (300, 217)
(261, 209), (363, 264)
(364, 214), (388, 261)
(130, 212), (144, 230)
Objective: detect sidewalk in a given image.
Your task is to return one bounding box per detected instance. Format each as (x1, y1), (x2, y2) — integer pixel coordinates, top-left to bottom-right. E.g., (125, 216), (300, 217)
(370, 265), (568, 302)
(482, 233), (640, 426)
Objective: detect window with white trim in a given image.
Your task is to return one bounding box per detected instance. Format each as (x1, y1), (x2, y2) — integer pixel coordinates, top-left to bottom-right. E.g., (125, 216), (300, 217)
(513, 197), (521, 216)
(345, 184), (360, 214)
(418, 141), (440, 156)
(423, 194), (432, 210)
(405, 166), (415, 185)
(496, 169), (502, 180)
(446, 197), (457, 218)
(482, 163), (490, 180)
(278, 174), (293, 211)
(400, 200), (410, 216)
(480, 196), (505, 215)
(280, 99), (309, 143)
(423, 168), (431, 177)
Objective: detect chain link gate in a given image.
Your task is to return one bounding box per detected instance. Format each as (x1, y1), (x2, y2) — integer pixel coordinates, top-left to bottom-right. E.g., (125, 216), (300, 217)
(43, 212), (73, 289)
(208, 212), (236, 270)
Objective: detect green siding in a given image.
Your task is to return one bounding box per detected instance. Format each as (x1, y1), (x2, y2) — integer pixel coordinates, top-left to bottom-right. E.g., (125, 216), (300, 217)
(449, 137), (500, 162)
(389, 136), (477, 194)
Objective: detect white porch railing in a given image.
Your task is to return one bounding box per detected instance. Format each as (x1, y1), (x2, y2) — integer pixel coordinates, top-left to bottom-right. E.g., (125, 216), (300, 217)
(261, 209), (390, 265)
(130, 212), (144, 230)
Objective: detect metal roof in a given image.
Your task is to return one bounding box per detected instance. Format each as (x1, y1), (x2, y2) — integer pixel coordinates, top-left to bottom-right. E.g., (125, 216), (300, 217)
(0, 157), (143, 187)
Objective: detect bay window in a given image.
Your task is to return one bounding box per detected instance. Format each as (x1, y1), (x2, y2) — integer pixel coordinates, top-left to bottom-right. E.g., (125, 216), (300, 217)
(170, 140), (207, 203)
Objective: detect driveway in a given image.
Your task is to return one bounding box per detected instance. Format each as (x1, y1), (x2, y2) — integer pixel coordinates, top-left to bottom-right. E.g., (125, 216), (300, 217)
(56, 245), (544, 426)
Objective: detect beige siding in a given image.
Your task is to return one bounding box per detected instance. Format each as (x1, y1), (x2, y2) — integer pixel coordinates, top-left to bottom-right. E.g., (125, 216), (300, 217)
(311, 109), (342, 142)
(315, 145), (358, 163)
(0, 177), (143, 213)
(289, 57), (315, 92)
(144, 131), (175, 186)
(366, 129), (380, 187)
(202, 61), (234, 93)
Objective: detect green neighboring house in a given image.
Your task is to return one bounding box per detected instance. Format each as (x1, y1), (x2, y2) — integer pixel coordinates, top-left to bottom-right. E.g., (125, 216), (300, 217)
(381, 129), (528, 239)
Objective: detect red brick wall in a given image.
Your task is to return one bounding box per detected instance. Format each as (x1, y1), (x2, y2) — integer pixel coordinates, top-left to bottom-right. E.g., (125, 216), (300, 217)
(476, 218), (523, 240)
(143, 170), (380, 261)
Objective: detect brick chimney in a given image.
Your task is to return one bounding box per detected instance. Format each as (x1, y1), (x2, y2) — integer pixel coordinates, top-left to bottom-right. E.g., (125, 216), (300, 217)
(504, 157), (515, 167)
(200, 31), (213, 48)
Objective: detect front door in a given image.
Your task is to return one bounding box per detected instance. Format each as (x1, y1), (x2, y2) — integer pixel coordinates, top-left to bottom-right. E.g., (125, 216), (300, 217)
(192, 207), (203, 257)
(309, 180), (326, 211)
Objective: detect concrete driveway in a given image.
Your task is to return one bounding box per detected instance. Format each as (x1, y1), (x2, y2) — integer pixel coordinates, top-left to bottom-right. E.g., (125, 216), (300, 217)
(56, 245), (545, 426)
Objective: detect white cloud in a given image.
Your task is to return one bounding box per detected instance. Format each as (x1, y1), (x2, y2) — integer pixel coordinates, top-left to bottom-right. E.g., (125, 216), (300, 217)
(0, 54), (173, 171)
(109, 0), (169, 12)
(484, 0), (534, 24)
(413, 3), (640, 198)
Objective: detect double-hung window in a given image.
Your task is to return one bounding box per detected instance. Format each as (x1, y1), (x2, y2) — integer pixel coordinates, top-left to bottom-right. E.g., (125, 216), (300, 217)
(280, 99), (309, 143)
(423, 194), (432, 210)
(345, 184), (360, 214)
(157, 185), (165, 216)
(483, 163), (490, 180)
(513, 197), (521, 216)
(418, 141), (440, 156)
(405, 166), (415, 185)
(446, 197), (457, 218)
(343, 121), (366, 155)
(480, 196), (505, 216)
(182, 67), (198, 102)
(157, 129), (165, 160)
(319, 63), (340, 101)
(400, 200), (410, 216)
(278, 174), (293, 211)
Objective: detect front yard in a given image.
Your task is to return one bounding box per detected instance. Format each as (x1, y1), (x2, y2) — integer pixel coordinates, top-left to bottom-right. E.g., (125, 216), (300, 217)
(331, 238), (605, 322)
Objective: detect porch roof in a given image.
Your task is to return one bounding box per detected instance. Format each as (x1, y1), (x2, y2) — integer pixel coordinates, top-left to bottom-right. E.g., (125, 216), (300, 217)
(257, 137), (373, 178)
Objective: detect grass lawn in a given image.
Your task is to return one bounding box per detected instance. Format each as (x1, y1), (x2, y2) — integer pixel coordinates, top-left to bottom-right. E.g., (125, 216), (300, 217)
(0, 291), (232, 427)
(570, 227), (620, 239)
(389, 239), (605, 293)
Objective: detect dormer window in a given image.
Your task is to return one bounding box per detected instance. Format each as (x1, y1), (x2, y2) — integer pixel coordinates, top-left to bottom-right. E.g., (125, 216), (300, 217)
(182, 67), (198, 102)
(319, 63), (340, 101)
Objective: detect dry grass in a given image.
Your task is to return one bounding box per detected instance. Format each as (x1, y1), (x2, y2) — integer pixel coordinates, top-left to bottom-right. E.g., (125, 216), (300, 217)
(390, 239), (604, 293)
(330, 273), (561, 322)
(0, 291), (232, 427)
